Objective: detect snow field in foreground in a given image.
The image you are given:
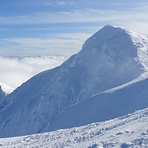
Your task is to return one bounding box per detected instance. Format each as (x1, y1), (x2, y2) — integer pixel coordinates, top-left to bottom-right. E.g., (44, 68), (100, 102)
(0, 108), (148, 148)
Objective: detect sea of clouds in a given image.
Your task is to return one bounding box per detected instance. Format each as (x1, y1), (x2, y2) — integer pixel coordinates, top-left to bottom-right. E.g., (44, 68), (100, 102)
(0, 56), (68, 90)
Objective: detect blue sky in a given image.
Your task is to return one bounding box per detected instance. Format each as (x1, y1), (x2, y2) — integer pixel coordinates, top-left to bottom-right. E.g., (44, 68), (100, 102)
(0, 0), (148, 56)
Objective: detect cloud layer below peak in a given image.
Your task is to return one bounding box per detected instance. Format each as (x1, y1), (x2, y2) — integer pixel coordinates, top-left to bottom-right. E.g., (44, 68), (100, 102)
(0, 56), (67, 89)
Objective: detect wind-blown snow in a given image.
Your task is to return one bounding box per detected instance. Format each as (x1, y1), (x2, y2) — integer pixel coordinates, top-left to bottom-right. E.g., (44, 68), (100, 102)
(0, 25), (148, 138)
(127, 29), (148, 71)
(0, 108), (147, 148)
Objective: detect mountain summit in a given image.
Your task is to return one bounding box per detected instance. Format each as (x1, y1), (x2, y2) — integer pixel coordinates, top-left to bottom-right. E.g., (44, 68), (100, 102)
(0, 25), (148, 137)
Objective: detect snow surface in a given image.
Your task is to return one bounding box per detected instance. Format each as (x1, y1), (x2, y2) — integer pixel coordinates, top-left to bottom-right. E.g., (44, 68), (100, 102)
(0, 25), (148, 138)
(0, 82), (13, 95)
(45, 75), (148, 132)
(0, 87), (5, 100)
(0, 82), (13, 100)
(0, 108), (147, 148)
(126, 29), (148, 71)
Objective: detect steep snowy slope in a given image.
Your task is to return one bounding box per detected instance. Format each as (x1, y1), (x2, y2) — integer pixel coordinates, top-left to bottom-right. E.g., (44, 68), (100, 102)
(0, 108), (148, 148)
(46, 76), (148, 131)
(0, 25), (148, 138)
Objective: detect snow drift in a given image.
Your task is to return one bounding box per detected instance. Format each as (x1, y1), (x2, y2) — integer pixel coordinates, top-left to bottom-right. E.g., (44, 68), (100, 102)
(0, 25), (148, 138)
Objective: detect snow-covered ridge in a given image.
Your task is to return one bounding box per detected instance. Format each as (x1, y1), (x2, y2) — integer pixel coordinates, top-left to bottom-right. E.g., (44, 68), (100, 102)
(0, 108), (147, 148)
(126, 29), (148, 71)
(0, 82), (13, 95)
(102, 72), (148, 94)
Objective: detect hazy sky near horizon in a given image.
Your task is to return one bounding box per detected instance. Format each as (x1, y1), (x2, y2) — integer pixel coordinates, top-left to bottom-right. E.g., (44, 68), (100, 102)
(0, 0), (148, 56)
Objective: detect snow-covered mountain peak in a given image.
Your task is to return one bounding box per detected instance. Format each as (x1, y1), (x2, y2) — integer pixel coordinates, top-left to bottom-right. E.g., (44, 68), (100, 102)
(80, 25), (148, 75)
(81, 25), (136, 60)
(82, 25), (124, 50)
(0, 25), (148, 138)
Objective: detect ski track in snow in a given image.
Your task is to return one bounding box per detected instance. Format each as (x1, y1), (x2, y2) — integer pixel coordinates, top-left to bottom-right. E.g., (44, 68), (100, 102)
(0, 108), (148, 148)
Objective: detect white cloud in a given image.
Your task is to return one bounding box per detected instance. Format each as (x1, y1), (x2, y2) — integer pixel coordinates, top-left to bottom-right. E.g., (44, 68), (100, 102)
(0, 8), (147, 25)
(0, 33), (87, 90)
(57, 2), (67, 6)
(0, 32), (92, 56)
(46, 3), (55, 7)
(53, 32), (91, 40)
(46, 1), (75, 7)
(0, 56), (68, 89)
(0, 8), (147, 38)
